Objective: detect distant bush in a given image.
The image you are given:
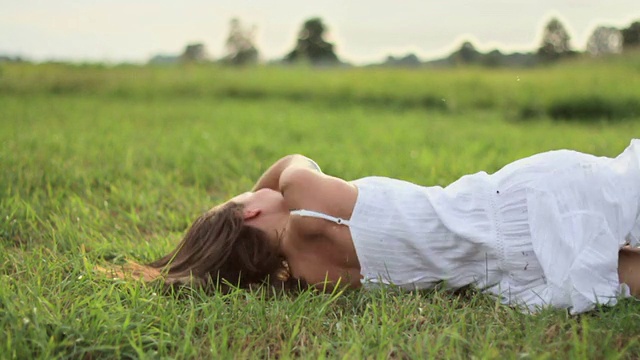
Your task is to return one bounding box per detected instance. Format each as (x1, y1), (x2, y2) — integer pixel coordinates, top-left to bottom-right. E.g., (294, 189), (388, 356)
(547, 95), (640, 121)
(517, 103), (546, 120)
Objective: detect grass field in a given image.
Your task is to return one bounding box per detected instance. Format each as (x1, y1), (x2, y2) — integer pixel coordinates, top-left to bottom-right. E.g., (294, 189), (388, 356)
(2, 55), (640, 358)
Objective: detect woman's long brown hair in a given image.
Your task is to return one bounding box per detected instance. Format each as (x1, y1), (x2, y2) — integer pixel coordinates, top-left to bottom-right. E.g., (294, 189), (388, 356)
(102, 202), (303, 292)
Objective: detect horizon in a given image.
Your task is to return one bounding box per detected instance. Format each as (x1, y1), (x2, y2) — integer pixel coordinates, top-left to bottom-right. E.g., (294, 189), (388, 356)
(1, 0), (639, 65)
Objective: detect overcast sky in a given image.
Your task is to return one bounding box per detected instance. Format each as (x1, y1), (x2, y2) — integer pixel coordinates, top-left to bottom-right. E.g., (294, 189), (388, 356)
(1, 0), (638, 64)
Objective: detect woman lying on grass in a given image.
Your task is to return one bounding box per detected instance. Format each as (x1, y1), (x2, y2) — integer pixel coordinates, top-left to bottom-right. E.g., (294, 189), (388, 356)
(117, 139), (640, 314)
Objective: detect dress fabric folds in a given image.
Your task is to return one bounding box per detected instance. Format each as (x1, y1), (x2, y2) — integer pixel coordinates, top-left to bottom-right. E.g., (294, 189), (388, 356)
(349, 139), (640, 314)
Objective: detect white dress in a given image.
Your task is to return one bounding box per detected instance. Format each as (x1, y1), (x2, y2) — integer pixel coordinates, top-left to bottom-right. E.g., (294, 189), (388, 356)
(292, 139), (640, 314)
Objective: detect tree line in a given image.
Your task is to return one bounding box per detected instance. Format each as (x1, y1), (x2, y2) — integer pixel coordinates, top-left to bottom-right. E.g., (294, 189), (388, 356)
(153, 16), (640, 67)
(151, 17), (338, 66)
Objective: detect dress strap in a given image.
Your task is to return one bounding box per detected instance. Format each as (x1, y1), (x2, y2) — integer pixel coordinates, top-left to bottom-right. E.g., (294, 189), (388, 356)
(290, 209), (351, 226)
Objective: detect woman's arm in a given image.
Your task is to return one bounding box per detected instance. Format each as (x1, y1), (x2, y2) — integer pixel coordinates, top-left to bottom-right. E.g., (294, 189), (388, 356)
(252, 154), (321, 191)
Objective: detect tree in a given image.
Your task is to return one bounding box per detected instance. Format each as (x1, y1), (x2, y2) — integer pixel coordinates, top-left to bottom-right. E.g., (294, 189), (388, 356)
(537, 18), (572, 62)
(180, 43), (209, 63)
(586, 26), (622, 56)
(383, 53), (421, 67)
(224, 18), (259, 66)
(284, 17), (339, 65)
(450, 41), (482, 65)
(482, 49), (503, 68)
(621, 21), (640, 50)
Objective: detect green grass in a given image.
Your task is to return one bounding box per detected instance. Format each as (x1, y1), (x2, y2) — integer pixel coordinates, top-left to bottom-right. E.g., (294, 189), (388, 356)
(2, 56), (640, 358)
(2, 51), (640, 120)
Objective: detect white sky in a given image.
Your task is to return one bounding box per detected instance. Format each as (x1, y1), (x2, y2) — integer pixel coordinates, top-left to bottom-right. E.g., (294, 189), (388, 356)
(1, 0), (638, 64)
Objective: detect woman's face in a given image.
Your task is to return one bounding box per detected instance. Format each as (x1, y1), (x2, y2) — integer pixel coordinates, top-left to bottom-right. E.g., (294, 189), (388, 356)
(231, 189), (287, 215)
